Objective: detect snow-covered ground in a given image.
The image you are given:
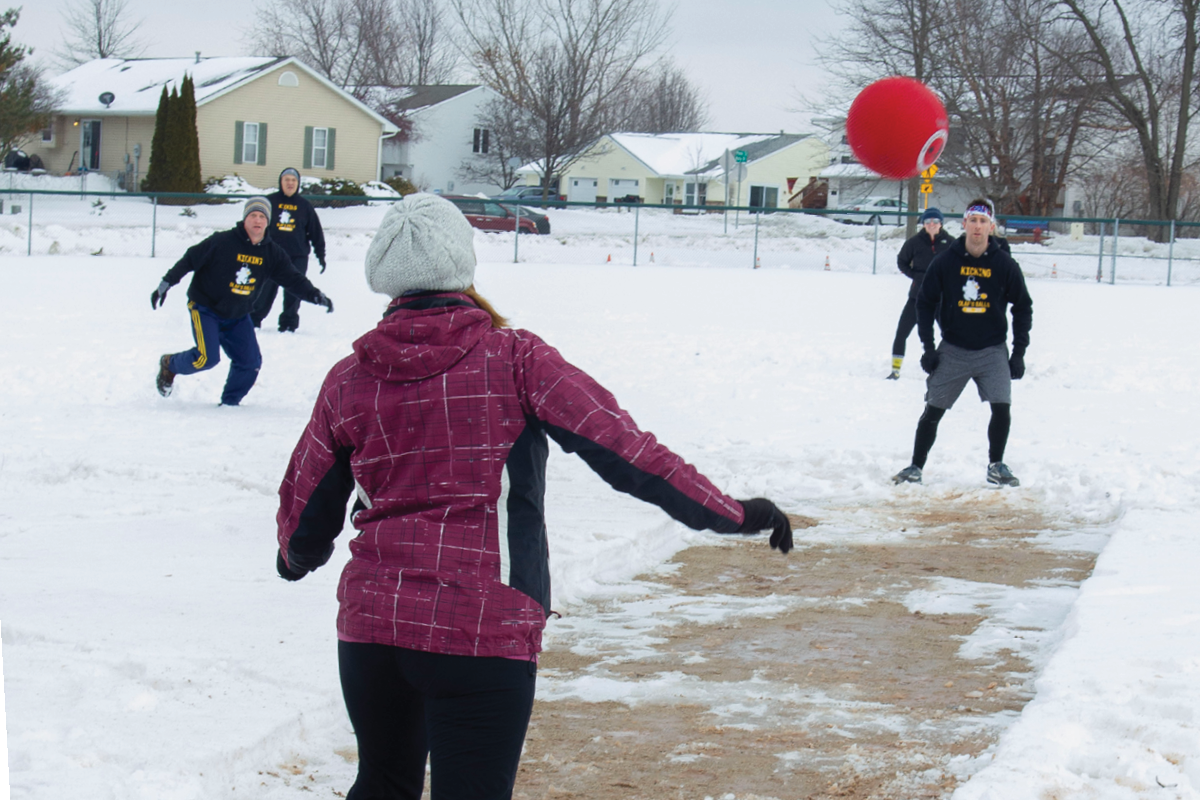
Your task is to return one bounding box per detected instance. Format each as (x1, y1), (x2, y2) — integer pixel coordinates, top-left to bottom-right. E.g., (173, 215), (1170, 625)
(1, 208), (1199, 799)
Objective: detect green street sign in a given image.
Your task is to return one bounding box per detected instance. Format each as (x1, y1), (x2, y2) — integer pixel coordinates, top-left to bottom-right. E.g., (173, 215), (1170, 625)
(735, 150), (748, 163)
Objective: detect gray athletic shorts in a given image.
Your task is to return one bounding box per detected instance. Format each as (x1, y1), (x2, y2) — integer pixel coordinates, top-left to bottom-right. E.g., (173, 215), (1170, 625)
(925, 342), (1012, 408)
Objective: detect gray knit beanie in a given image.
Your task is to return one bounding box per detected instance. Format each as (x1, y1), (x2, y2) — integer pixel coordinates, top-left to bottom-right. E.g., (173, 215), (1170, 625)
(365, 193), (477, 298)
(243, 196), (271, 220)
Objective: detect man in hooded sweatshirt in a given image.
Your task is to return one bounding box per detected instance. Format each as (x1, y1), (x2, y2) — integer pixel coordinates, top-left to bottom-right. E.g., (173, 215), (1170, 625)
(151, 196), (334, 406)
(273, 193), (795, 800)
(892, 198), (1032, 487)
(251, 167), (328, 332)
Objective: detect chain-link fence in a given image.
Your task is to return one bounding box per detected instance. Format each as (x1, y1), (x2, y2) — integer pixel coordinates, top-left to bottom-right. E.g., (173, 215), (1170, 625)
(2, 188), (1199, 286)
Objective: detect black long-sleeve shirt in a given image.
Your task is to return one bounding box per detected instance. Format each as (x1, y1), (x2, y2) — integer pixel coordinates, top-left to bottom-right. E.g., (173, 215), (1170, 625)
(917, 235), (1033, 353)
(897, 228), (955, 300)
(162, 222), (322, 320)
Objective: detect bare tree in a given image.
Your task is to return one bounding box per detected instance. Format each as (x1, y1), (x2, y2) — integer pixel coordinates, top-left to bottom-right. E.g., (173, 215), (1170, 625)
(399, 0), (459, 84)
(451, 0), (672, 199)
(1, 9), (62, 155)
(457, 95), (537, 190)
(936, 0), (1110, 217)
(1055, 0), (1199, 233)
(252, 0), (460, 92)
(816, 0), (954, 232)
(613, 58), (709, 133)
(818, 0), (1114, 225)
(54, 0), (145, 68)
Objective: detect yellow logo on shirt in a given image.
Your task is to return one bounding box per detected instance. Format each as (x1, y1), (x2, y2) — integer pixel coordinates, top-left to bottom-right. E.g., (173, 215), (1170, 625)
(237, 253), (263, 265)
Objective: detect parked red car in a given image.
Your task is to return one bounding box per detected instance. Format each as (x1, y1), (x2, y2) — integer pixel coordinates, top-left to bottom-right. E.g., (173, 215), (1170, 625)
(443, 195), (543, 234)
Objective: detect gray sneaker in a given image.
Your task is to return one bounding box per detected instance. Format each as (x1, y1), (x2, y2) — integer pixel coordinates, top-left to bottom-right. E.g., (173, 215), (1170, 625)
(987, 462), (1020, 487)
(892, 465), (922, 484)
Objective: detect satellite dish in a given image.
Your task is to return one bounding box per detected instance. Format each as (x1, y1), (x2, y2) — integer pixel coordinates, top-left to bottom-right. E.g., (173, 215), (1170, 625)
(99, 92), (115, 108)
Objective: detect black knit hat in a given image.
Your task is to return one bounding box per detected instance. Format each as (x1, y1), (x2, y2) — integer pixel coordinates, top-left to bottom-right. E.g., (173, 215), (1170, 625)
(920, 207), (944, 223)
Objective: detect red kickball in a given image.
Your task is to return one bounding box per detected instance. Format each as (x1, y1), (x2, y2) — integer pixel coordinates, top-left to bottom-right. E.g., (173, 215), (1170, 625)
(846, 77), (949, 180)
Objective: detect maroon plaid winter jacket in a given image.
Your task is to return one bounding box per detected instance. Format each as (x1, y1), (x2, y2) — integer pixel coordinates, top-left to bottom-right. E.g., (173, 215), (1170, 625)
(277, 293), (745, 659)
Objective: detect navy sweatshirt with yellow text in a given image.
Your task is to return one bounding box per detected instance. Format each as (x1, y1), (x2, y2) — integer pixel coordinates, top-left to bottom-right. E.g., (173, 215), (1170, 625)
(917, 235), (1032, 353)
(267, 182), (325, 261)
(161, 222), (322, 320)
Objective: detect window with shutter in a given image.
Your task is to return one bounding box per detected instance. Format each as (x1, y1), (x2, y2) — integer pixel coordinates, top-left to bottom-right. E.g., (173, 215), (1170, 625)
(242, 122), (259, 164)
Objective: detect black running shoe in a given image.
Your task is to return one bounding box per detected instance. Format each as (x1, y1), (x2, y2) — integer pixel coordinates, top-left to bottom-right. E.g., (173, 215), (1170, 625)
(892, 465), (922, 484)
(987, 462), (1020, 487)
(156, 354), (175, 397)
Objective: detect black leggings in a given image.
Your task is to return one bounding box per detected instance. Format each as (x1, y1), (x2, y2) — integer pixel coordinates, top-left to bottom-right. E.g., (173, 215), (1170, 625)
(912, 402), (1011, 468)
(892, 297), (918, 357)
(338, 641), (537, 800)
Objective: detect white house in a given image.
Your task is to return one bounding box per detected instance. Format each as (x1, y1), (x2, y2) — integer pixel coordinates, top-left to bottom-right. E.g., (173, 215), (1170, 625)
(522, 132), (829, 209)
(367, 85), (502, 196)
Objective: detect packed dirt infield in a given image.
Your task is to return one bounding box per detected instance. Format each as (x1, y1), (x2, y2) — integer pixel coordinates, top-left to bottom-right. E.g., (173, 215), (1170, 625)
(514, 494), (1100, 800)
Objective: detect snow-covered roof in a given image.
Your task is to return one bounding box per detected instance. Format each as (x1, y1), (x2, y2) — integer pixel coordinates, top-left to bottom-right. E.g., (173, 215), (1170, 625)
(606, 132), (814, 178)
(49, 57), (290, 116)
(47, 57), (398, 133)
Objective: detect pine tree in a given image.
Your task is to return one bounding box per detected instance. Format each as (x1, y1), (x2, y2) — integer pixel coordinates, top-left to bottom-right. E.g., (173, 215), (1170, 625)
(141, 85), (169, 192)
(175, 74), (202, 194)
(163, 85), (183, 192)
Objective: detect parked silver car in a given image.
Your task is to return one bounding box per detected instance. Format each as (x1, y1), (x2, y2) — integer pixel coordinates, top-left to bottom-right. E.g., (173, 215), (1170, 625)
(828, 196), (909, 226)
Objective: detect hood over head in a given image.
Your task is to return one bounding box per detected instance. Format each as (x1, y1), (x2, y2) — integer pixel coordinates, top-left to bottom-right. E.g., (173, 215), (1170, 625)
(352, 294), (492, 382)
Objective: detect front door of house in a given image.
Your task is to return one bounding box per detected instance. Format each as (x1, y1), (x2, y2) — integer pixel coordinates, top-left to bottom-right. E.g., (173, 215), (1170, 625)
(665, 182), (675, 204)
(80, 120), (101, 170)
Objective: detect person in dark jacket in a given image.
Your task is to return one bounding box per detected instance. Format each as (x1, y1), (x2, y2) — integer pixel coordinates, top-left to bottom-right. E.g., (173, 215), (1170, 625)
(892, 198), (1033, 487)
(251, 167), (328, 332)
(888, 207), (955, 379)
(273, 193), (794, 800)
(151, 196), (334, 406)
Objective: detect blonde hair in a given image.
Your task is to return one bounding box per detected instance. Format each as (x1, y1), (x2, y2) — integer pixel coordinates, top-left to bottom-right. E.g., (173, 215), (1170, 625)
(463, 285), (509, 329)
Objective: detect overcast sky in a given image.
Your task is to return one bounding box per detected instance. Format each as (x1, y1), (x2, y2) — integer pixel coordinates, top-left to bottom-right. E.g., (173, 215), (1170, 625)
(13, 0), (848, 133)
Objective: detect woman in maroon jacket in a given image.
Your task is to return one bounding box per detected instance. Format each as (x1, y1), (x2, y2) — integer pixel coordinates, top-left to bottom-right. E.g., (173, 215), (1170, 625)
(275, 193), (792, 800)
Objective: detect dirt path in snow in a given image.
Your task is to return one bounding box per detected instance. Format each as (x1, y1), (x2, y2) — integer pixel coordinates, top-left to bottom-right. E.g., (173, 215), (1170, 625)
(513, 494), (1098, 800)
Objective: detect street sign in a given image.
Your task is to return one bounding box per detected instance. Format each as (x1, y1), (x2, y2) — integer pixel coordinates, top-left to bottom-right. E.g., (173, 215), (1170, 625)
(921, 164), (939, 179)
(735, 164), (748, 182)
(920, 183), (933, 194)
(735, 150), (748, 163)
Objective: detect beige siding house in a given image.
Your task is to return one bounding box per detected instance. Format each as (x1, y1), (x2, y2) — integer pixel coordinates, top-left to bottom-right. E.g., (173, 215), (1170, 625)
(26, 57), (398, 189)
(533, 132), (829, 209)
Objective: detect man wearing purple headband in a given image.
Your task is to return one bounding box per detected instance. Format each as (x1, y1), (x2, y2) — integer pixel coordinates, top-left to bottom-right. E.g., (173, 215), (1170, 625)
(892, 197), (1033, 487)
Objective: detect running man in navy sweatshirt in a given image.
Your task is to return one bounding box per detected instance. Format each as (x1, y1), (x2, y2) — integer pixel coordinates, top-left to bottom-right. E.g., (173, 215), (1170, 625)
(150, 196), (334, 406)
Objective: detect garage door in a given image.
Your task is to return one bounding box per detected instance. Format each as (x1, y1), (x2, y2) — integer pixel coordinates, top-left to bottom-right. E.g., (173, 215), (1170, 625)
(569, 178), (598, 203)
(609, 178), (639, 201)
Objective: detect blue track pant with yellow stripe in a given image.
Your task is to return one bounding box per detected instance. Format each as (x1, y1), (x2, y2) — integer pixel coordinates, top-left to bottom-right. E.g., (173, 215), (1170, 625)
(167, 301), (263, 405)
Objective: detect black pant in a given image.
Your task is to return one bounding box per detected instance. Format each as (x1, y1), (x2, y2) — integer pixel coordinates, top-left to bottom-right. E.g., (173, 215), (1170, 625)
(252, 254), (308, 331)
(892, 296), (918, 357)
(338, 641), (537, 800)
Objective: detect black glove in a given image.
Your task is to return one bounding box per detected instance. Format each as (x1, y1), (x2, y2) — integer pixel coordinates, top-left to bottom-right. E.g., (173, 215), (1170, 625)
(737, 498), (793, 554)
(318, 257), (327, 274)
(313, 290), (334, 313)
(276, 551), (307, 581)
(1009, 350), (1026, 380)
(150, 280), (170, 310)
(920, 348), (940, 375)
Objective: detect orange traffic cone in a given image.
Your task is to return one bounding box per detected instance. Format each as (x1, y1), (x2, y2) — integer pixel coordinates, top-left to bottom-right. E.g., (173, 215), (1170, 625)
(824, 256), (831, 271)
(649, 251), (655, 263)
(606, 254), (611, 263)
